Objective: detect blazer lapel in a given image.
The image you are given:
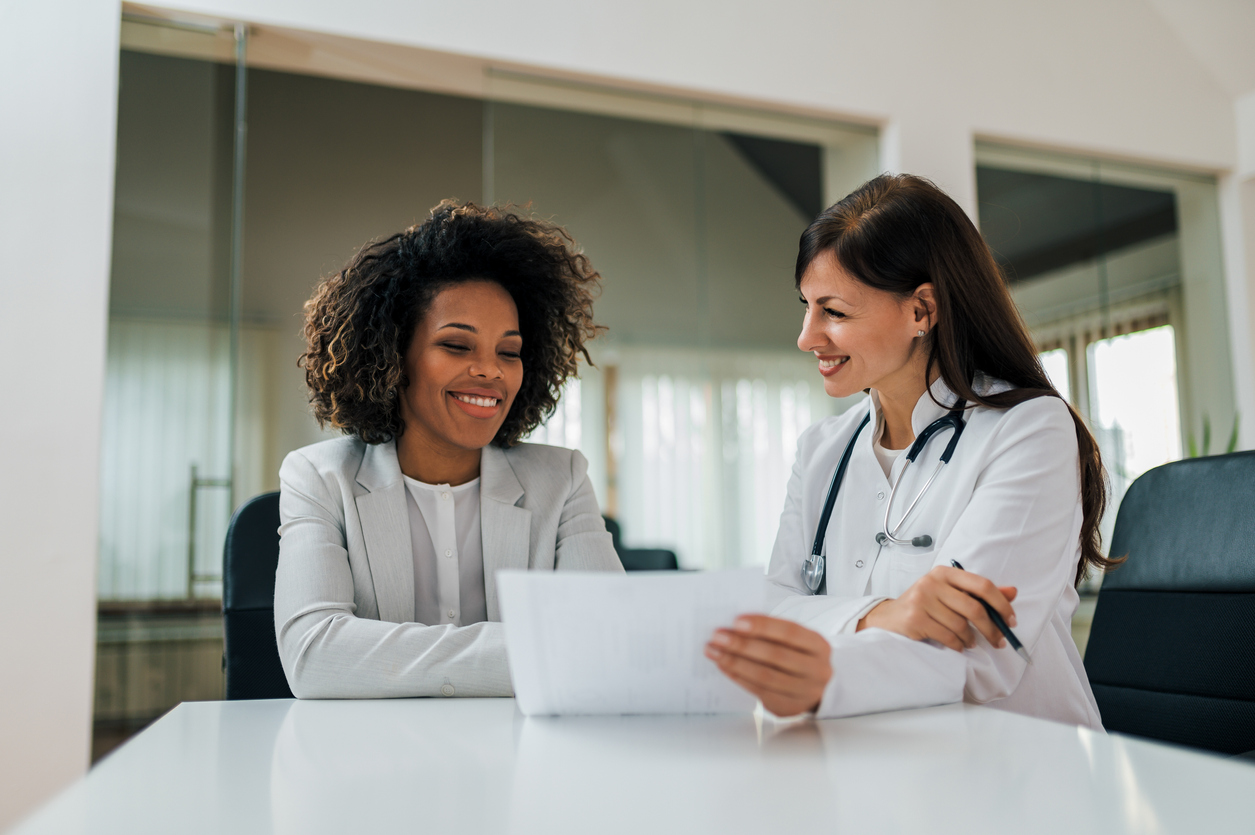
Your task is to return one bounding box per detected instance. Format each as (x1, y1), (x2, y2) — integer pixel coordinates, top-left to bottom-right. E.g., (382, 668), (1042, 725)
(480, 445), (531, 621)
(354, 441), (414, 625)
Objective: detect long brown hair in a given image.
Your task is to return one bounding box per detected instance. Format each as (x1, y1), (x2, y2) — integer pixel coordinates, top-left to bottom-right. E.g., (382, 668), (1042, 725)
(796, 174), (1116, 585)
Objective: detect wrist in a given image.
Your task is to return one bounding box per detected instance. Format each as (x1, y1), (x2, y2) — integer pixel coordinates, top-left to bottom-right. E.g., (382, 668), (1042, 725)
(856, 599), (889, 632)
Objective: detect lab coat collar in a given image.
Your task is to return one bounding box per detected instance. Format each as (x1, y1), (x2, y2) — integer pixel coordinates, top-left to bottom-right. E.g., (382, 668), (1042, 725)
(869, 372), (1005, 443)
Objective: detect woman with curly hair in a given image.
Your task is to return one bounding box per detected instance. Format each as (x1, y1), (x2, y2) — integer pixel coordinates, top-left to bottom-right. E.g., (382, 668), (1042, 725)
(274, 201), (622, 699)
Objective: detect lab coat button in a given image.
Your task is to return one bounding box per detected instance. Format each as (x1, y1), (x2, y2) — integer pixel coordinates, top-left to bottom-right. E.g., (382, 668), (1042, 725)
(441, 491), (450, 500)
(855, 560), (865, 568)
(445, 549), (452, 557)
(441, 683), (455, 697)
(876, 491), (885, 500)
(448, 610), (456, 619)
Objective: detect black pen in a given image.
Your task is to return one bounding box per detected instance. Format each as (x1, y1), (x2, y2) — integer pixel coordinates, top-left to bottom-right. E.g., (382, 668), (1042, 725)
(949, 560), (1031, 664)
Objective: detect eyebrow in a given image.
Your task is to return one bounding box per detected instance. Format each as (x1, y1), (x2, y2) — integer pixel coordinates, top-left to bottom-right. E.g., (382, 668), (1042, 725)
(438, 322), (522, 337)
(811, 295), (848, 305)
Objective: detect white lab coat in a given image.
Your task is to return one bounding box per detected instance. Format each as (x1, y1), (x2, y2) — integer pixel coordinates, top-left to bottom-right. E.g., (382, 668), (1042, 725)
(766, 375), (1103, 729)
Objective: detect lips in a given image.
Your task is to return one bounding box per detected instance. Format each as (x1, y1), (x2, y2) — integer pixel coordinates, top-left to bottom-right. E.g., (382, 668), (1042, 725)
(448, 389), (504, 419)
(816, 356), (849, 377)
(451, 393), (499, 408)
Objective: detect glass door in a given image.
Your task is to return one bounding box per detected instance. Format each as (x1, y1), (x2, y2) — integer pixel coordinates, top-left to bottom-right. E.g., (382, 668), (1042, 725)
(94, 15), (245, 759)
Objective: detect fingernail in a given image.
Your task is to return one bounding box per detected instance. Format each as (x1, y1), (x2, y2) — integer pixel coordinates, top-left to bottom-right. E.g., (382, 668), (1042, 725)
(734, 618), (752, 632)
(711, 632), (731, 646)
(705, 645), (723, 658)
(1009, 615), (1018, 627)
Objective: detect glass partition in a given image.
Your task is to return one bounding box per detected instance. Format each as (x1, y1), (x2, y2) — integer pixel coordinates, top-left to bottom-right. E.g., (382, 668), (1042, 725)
(95, 21), (242, 759)
(491, 100), (875, 567)
(103, 43), (238, 602)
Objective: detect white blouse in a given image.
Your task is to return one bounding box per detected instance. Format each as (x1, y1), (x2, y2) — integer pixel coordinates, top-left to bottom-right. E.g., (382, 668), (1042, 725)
(403, 474), (488, 628)
(766, 376), (1103, 729)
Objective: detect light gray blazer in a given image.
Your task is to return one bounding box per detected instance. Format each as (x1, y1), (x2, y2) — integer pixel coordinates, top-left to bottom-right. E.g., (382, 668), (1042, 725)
(274, 436), (623, 699)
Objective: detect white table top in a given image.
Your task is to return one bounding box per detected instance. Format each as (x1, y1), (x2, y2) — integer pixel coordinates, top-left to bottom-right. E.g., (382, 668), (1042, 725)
(12, 699), (1255, 835)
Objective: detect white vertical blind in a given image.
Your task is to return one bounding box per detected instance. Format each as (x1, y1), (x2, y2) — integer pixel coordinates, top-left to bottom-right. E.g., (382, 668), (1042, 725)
(98, 318), (275, 600)
(99, 318), (232, 599)
(612, 349), (843, 570)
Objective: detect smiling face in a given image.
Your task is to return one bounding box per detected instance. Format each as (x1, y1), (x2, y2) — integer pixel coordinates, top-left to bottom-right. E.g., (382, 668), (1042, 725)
(797, 251), (934, 401)
(398, 280), (524, 454)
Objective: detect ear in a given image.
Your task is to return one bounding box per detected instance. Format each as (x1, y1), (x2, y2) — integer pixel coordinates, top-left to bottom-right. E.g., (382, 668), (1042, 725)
(911, 283), (937, 329)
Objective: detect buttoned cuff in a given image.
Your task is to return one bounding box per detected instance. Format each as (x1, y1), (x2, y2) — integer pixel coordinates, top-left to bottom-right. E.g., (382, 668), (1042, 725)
(769, 594), (889, 639)
(816, 628), (966, 719)
(838, 596), (889, 635)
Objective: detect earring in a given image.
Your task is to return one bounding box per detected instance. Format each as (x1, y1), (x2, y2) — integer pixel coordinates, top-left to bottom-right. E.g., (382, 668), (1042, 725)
(917, 330), (926, 337)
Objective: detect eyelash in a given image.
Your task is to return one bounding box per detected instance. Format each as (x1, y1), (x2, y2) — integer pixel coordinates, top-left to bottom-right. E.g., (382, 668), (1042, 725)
(798, 298), (846, 320)
(440, 342), (521, 359)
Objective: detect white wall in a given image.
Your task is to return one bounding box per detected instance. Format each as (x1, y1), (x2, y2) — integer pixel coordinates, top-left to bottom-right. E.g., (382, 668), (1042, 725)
(0, 0), (120, 829)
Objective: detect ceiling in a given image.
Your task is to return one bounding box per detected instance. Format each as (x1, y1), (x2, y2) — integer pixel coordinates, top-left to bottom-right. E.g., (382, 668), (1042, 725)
(1147, 0), (1255, 98)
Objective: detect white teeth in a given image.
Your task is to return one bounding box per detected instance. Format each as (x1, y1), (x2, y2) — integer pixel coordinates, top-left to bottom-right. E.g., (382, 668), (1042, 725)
(452, 393), (499, 408)
(818, 358), (848, 369)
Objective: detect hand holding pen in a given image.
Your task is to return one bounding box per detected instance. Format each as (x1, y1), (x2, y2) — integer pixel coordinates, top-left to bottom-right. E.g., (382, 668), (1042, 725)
(856, 562), (1029, 662)
(949, 560), (1031, 663)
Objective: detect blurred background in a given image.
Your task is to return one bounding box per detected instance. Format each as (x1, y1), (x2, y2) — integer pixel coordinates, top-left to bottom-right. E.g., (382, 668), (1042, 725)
(4, 1), (1254, 826)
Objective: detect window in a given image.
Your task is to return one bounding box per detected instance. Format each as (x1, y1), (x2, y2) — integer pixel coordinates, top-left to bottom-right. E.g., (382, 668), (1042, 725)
(979, 142), (1234, 577)
(1037, 348), (1071, 404)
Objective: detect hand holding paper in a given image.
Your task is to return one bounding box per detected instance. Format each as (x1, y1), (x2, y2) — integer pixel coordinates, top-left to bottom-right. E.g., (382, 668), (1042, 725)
(499, 568), (765, 715)
(706, 614), (834, 717)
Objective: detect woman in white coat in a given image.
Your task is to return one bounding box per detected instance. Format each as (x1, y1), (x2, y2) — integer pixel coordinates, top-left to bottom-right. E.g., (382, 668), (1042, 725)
(706, 175), (1113, 728)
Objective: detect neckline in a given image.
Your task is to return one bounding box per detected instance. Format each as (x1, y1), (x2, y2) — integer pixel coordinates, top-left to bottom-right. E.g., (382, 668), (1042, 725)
(402, 474), (481, 492)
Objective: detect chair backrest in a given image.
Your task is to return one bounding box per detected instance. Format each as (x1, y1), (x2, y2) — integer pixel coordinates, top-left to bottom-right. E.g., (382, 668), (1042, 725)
(602, 515), (680, 571)
(222, 491), (293, 700)
(1083, 452), (1255, 754)
(618, 548), (680, 571)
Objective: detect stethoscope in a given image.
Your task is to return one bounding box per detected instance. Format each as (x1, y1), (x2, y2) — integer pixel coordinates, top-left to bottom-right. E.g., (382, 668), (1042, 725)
(801, 401), (967, 594)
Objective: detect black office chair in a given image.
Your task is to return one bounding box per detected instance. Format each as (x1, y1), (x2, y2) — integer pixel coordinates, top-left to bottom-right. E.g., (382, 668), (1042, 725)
(603, 516), (680, 571)
(222, 491), (294, 700)
(1083, 451), (1255, 755)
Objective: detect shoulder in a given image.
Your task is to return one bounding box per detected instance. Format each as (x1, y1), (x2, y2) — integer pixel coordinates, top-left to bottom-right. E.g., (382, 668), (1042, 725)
(969, 379), (1076, 455)
(495, 442), (590, 509)
(280, 435), (368, 481)
(501, 441), (584, 477)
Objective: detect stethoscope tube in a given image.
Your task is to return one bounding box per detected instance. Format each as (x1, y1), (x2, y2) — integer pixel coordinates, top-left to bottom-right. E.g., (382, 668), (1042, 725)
(875, 409), (966, 548)
(800, 412), (870, 593)
(802, 401), (967, 594)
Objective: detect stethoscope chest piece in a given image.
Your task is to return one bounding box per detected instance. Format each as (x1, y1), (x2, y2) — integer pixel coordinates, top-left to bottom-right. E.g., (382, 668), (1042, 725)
(801, 554), (825, 593)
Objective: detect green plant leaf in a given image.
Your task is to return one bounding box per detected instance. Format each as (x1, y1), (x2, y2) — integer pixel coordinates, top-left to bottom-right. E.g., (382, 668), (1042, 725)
(1203, 414), (1212, 457)
(1227, 413), (1240, 455)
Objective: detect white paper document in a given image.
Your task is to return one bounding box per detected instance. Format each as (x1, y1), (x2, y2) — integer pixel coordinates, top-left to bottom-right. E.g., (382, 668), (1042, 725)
(498, 568), (765, 716)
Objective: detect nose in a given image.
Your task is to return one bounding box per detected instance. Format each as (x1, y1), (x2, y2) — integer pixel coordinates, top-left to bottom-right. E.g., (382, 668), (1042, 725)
(797, 306), (826, 354)
(468, 348), (504, 379)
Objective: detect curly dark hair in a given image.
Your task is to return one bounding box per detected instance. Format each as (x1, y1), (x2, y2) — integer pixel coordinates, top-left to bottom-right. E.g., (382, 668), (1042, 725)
(300, 201), (603, 447)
